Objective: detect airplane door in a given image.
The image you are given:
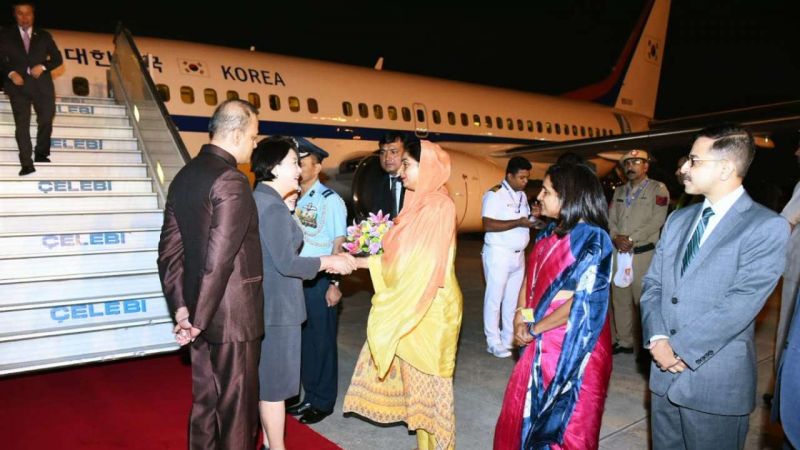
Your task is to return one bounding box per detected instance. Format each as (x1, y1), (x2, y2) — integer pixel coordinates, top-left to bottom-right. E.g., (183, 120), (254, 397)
(412, 103), (429, 138)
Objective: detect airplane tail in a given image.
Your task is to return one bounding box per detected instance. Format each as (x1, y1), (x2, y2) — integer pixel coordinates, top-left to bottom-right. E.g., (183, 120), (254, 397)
(563, 0), (671, 119)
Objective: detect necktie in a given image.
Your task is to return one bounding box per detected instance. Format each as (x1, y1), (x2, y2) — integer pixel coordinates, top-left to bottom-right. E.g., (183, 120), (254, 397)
(390, 177), (399, 218)
(681, 207), (715, 275)
(22, 29), (30, 53)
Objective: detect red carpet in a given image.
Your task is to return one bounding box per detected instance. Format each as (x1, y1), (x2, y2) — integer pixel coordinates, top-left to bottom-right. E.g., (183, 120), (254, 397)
(0, 353), (342, 449)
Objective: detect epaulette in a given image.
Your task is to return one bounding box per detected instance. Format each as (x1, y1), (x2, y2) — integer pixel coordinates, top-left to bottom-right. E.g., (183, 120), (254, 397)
(489, 184), (502, 192)
(322, 189), (334, 198)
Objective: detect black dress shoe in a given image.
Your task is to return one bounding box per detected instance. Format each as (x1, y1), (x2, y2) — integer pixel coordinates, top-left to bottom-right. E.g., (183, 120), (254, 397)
(34, 155), (51, 163)
(612, 343), (634, 354)
(286, 401), (312, 416)
(19, 165), (35, 176)
(298, 407), (331, 425)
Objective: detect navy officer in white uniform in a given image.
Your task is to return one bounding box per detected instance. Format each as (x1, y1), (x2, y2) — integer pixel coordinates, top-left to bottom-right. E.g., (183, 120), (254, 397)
(481, 156), (534, 358)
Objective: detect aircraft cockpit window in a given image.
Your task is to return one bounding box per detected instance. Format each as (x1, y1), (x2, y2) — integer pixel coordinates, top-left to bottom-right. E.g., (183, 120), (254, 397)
(563, 124), (570, 135)
(71, 77), (90, 96)
(342, 101), (353, 116)
(289, 96), (300, 112)
(447, 112), (456, 125)
(180, 86), (195, 104)
(226, 90), (239, 101)
(517, 119), (523, 131)
(485, 116), (492, 128)
(496, 117), (503, 129)
(388, 106), (398, 121)
(459, 113), (468, 127)
(506, 118), (514, 130)
(374, 105), (384, 119)
(402, 107), (412, 122)
(537, 121), (543, 133)
(472, 114), (480, 127)
(527, 120), (533, 132)
(307, 98), (319, 114)
(545, 122), (552, 133)
(432, 110), (441, 124)
(155, 84), (170, 102)
(358, 103), (369, 118)
(204, 88), (217, 106)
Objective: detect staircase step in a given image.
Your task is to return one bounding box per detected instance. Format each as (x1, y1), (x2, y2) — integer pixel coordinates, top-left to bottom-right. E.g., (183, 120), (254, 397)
(55, 96), (120, 105)
(0, 136), (138, 151)
(0, 228), (161, 257)
(0, 111), (130, 127)
(0, 162), (147, 177)
(0, 323), (178, 375)
(0, 192), (157, 212)
(0, 124), (134, 139)
(0, 149), (142, 164)
(0, 294), (169, 341)
(0, 177), (152, 194)
(0, 210), (164, 233)
(0, 248), (158, 280)
(0, 270), (162, 310)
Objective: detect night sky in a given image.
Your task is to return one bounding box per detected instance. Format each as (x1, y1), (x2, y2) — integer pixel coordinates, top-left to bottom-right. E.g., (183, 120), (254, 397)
(15, 0), (800, 191)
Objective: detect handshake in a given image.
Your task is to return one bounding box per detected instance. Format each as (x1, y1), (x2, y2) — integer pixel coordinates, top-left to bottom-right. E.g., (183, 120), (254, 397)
(320, 253), (360, 275)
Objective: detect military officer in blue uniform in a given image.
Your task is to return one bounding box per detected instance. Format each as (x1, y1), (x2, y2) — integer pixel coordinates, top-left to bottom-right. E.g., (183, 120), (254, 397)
(285, 137), (348, 425)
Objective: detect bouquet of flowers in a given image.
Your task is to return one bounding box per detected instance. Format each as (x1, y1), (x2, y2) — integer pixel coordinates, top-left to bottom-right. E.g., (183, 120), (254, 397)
(342, 210), (394, 255)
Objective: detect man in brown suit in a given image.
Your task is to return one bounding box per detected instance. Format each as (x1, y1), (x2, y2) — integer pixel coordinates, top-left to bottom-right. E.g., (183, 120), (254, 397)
(158, 99), (263, 449)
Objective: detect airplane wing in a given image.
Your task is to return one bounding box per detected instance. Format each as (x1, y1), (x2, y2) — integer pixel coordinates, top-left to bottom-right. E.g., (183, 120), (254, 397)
(494, 102), (800, 161)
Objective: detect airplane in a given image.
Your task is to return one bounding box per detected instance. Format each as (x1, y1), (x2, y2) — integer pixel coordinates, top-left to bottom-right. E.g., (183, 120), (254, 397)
(35, 0), (798, 231)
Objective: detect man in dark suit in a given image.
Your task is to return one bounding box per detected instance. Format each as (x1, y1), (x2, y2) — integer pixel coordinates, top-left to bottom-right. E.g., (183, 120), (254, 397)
(158, 99), (263, 450)
(640, 124), (789, 449)
(0, 2), (62, 176)
(372, 132), (413, 218)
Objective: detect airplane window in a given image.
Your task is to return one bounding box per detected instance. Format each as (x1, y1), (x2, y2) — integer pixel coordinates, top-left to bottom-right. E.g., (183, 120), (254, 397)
(388, 106), (398, 120)
(496, 117), (503, 129)
(249, 93), (261, 109)
(555, 123), (562, 134)
(506, 118), (513, 130)
(485, 115), (492, 128)
(402, 107), (412, 122)
(537, 121), (543, 133)
(459, 113), (468, 127)
(180, 86), (195, 104)
(155, 83), (170, 102)
(342, 101), (353, 116)
(374, 105), (384, 119)
(447, 112), (455, 125)
(307, 98), (319, 114)
(417, 109), (426, 123)
(473, 114), (480, 127)
(564, 124), (570, 135)
(517, 119), (523, 131)
(588, 127), (594, 137)
(609, 129), (614, 135)
(226, 90), (239, 101)
(204, 88), (217, 106)
(358, 103), (369, 118)
(71, 77), (90, 96)
(572, 125), (578, 135)
(546, 122), (552, 133)
(266, 94), (278, 111)
(288, 96), (300, 112)
(595, 127), (600, 137)
(432, 110), (441, 124)
(580, 126), (586, 136)
(527, 120), (533, 132)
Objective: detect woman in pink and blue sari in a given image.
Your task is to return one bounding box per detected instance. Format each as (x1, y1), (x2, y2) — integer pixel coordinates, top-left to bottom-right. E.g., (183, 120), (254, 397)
(494, 163), (613, 450)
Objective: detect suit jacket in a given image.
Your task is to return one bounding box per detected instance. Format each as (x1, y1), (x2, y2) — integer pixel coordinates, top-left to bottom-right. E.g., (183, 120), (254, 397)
(158, 144), (264, 343)
(640, 191), (789, 415)
(253, 183), (320, 326)
(0, 26), (62, 96)
(372, 174), (405, 218)
(774, 288), (800, 446)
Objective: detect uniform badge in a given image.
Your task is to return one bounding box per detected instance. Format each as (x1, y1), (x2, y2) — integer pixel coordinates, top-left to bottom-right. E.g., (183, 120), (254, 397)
(655, 196), (667, 206)
(296, 204), (318, 228)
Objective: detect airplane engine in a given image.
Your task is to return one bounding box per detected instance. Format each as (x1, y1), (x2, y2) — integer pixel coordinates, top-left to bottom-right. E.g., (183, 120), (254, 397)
(351, 149), (504, 232)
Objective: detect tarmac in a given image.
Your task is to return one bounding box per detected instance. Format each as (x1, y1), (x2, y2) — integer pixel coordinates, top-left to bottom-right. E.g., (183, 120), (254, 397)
(305, 236), (786, 450)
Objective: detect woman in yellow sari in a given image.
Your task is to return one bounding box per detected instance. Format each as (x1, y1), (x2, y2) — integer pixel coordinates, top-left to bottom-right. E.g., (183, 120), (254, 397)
(344, 140), (463, 450)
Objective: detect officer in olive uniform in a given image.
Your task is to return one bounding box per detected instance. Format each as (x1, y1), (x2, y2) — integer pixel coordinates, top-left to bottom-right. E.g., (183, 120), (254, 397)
(609, 149), (669, 354)
(285, 138), (347, 424)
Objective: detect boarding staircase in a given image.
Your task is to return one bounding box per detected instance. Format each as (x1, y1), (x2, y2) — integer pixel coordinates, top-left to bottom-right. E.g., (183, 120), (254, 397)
(0, 96), (178, 375)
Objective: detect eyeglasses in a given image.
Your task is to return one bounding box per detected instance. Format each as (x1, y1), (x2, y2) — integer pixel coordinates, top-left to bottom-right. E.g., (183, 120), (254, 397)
(622, 159), (646, 166)
(683, 155), (727, 168)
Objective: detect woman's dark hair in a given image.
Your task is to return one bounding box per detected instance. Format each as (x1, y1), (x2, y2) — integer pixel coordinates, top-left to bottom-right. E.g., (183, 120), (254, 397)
(404, 138), (422, 162)
(250, 136), (298, 187)
(545, 163), (608, 236)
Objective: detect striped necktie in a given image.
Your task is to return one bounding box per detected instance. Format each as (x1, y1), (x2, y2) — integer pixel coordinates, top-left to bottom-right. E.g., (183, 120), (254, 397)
(681, 207), (715, 276)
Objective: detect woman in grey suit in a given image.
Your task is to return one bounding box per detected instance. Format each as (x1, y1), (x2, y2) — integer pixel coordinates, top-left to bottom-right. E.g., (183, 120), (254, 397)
(251, 136), (355, 450)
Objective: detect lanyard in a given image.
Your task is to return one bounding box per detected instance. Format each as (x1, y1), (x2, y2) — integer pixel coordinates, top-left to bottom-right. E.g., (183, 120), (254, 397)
(625, 179), (649, 208)
(503, 181), (524, 214)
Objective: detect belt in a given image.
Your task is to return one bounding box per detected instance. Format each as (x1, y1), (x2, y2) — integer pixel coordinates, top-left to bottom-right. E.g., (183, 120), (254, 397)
(633, 243), (655, 254)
